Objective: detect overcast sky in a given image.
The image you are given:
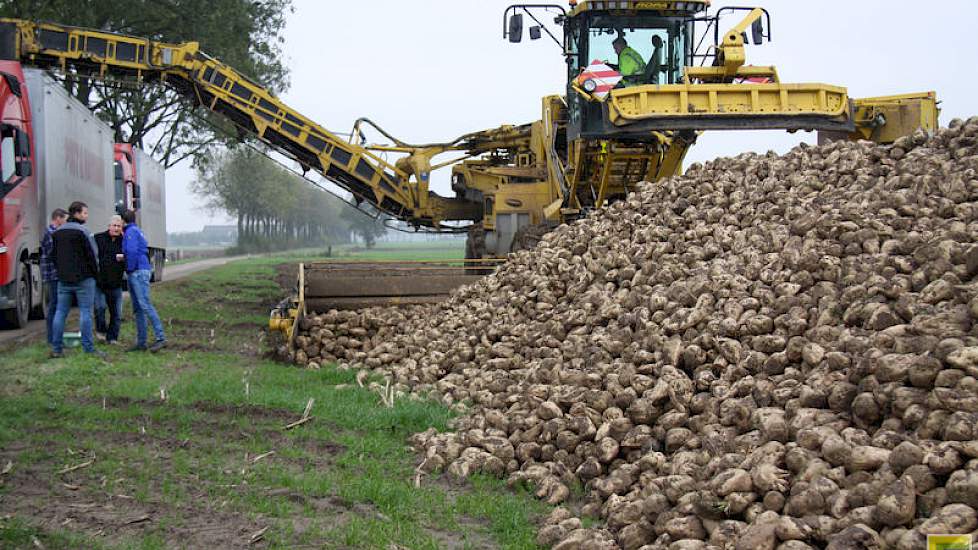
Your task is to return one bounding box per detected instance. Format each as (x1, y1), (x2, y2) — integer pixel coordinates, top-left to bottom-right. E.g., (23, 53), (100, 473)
(164, 0), (975, 232)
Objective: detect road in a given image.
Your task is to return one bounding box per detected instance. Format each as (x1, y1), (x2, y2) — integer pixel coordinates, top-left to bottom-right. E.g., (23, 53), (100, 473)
(164, 255), (247, 280)
(0, 255), (247, 349)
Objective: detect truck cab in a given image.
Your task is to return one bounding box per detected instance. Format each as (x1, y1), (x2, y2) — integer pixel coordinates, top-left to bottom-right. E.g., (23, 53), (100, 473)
(114, 143), (166, 282)
(113, 143), (137, 215)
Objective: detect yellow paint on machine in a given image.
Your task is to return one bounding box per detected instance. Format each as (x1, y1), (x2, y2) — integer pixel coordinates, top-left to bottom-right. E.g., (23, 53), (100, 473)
(608, 83), (851, 122)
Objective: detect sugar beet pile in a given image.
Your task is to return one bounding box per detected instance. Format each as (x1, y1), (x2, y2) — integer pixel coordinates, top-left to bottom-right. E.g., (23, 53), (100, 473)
(292, 119), (978, 549)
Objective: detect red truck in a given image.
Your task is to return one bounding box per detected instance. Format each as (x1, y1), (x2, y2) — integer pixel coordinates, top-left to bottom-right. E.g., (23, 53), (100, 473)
(113, 143), (167, 280)
(0, 63), (166, 328)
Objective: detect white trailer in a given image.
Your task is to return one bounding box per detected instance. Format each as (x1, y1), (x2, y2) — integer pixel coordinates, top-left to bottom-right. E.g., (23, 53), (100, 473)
(22, 68), (115, 258)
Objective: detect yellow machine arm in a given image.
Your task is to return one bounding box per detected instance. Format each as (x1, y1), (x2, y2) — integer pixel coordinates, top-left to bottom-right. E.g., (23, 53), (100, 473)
(0, 18), (491, 228)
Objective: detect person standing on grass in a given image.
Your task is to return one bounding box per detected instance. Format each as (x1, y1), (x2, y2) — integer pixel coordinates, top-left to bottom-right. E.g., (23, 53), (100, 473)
(122, 209), (166, 353)
(40, 208), (68, 347)
(94, 215), (126, 345)
(50, 201), (106, 359)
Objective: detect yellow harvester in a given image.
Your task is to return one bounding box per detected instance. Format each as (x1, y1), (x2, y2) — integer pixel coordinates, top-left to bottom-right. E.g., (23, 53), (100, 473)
(0, 2), (939, 345)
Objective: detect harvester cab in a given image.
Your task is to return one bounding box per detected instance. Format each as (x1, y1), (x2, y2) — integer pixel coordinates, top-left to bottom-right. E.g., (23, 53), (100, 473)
(505, 1), (936, 139)
(562, 1), (708, 139)
(506, 1), (716, 139)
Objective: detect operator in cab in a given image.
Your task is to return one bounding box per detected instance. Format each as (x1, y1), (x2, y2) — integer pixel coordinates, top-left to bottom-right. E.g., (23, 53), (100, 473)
(612, 36), (646, 87)
(644, 35), (664, 84)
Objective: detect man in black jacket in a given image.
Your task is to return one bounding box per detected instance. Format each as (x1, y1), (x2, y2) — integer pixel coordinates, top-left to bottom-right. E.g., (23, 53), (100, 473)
(50, 201), (105, 359)
(94, 215), (126, 344)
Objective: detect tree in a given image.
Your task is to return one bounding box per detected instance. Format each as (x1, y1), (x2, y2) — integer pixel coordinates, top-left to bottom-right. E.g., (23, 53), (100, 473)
(340, 204), (387, 249)
(191, 146), (355, 252)
(192, 147), (267, 240)
(0, 0), (293, 168)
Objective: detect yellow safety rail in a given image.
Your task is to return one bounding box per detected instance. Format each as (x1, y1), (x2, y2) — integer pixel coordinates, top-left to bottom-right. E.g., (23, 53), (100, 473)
(607, 82), (852, 130)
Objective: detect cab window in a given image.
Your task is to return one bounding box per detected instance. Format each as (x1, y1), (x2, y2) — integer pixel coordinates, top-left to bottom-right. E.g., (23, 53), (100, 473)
(584, 15), (688, 85)
(113, 161), (127, 212)
(0, 134), (14, 183)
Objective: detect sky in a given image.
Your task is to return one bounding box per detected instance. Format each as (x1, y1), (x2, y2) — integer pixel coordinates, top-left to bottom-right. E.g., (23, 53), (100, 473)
(164, 0), (976, 233)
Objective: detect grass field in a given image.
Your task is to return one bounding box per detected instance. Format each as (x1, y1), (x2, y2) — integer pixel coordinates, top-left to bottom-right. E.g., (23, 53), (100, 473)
(327, 241), (466, 261)
(0, 243), (546, 549)
(166, 239), (467, 267)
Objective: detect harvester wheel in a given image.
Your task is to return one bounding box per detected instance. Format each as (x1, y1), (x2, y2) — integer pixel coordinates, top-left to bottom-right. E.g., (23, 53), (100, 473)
(465, 224), (487, 260)
(510, 223), (552, 253)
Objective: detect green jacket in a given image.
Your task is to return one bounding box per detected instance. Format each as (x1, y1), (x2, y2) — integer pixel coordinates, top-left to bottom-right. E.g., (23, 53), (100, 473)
(618, 46), (646, 85)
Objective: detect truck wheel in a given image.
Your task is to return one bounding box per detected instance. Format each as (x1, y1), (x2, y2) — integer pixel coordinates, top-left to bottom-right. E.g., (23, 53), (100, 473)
(29, 262), (44, 320)
(156, 250), (165, 282)
(150, 249), (164, 282)
(1, 265), (30, 329)
(29, 281), (45, 319)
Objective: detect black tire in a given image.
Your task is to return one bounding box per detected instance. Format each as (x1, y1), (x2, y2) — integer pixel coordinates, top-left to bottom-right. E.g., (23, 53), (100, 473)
(29, 278), (45, 320)
(464, 224), (486, 260)
(155, 250), (164, 282)
(149, 249), (164, 283)
(1, 265), (30, 329)
(509, 223), (552, 253)
(465, 225), (496, 275)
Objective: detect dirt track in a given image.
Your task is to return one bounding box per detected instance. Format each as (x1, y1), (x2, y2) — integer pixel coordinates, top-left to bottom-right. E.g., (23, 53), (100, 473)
(0, 255), (247, 350)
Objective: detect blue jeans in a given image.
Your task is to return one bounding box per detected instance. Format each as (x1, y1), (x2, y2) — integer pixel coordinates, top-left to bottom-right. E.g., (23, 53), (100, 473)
(51, 277), (96, 354)
(95, 286), (123, 342)
(129, 269), (164, 347)
(44, 280), (59, 346)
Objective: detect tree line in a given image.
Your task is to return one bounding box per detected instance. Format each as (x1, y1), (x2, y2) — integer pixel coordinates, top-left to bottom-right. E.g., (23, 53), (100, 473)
(192, 147), (387, 252)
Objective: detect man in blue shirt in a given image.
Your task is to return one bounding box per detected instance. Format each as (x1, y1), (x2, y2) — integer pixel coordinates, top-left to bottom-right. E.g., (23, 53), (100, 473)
(121, 210), (166, 352)
(40, 208), (68, 346)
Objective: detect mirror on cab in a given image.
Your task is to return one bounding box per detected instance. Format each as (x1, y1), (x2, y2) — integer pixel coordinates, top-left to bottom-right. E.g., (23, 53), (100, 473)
(508, 13), (524, 43)
(14, 128), (29, 157)
(751, 18), (764, 45)
(16, 158), (30, 177)
(529, 26), (542, 40)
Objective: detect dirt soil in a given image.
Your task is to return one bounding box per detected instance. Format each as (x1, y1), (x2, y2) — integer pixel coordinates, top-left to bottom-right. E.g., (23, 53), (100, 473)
(0, 392), (349, 548)
(1, 446), (268, 548)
